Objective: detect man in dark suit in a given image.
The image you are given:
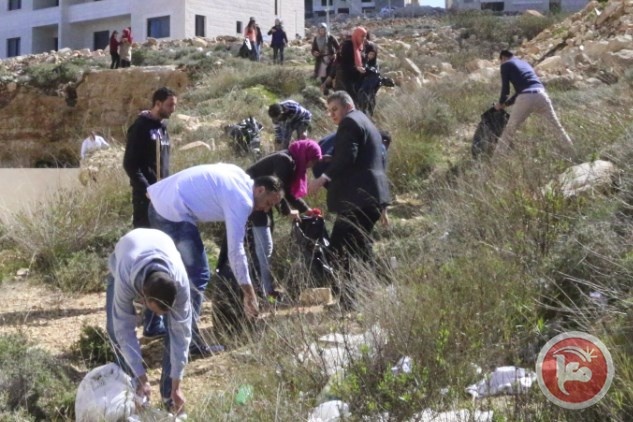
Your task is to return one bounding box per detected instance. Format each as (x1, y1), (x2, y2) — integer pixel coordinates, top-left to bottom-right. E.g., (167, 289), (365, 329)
(309, 91), (391, 283)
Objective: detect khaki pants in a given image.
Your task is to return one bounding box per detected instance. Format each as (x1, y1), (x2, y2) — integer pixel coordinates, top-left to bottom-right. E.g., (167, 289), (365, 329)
(496, 91), (573, 155)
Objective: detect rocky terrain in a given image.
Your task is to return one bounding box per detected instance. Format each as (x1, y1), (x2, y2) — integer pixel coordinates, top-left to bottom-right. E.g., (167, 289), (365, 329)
(2, 2), (631, 168)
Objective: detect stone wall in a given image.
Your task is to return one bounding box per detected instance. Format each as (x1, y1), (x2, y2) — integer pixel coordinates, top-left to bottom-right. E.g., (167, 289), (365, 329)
(0, 66), (188, 167)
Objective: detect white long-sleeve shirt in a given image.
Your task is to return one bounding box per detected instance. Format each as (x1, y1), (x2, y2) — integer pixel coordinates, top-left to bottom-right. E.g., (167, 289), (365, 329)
(80, 135), (110, 159)
(108, 228), (192, 380)
(147, 163), (255, 286)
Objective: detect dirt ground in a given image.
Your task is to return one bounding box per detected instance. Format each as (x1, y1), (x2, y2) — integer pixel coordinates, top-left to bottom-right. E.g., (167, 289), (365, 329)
(0, 277), (326, 413)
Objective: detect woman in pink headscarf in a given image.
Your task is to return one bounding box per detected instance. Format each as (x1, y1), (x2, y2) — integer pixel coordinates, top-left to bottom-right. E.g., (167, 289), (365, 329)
(244, 139), (322, 299)
(119, 27), (133, 68)
(336, 26), (367, 105)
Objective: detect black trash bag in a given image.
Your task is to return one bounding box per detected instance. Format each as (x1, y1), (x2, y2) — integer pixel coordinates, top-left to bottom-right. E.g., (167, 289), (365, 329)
(225, 116), (263, 159)
(238, 39), (252, 58)
(472, 106), (510, 158)
(291, 213), (335, 293)
(356, 66), (395, 116)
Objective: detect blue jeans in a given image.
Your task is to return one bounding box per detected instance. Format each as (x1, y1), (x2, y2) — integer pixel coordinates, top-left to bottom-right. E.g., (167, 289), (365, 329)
(105, 274), (173, 400)
(148, 204), (210, 349)
(252, 225), (274, 296)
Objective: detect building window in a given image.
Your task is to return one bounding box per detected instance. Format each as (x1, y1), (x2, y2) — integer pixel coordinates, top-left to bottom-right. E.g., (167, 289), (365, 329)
(195, 15), (205, 37)
(94, 30), (109, 51)
(361, 0), (372, 3)
(8, 0), (21, 11)
(7, 37), (20, 57)
(147, 16), (170, 38)
(321, 0), (333, 6)
(236, 21), (242, 34)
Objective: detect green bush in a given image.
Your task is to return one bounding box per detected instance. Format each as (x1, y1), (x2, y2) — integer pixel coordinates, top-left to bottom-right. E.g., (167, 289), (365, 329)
(2, 170), (128, 290)
(24, 60), (84, 92)
(0, 334), (74, 421)
(71, 325), (116, 367)
(53, 250), (107, 293)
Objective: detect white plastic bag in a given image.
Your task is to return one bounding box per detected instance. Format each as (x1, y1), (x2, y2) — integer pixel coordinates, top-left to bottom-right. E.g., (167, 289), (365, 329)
(75, 363), (138, 422)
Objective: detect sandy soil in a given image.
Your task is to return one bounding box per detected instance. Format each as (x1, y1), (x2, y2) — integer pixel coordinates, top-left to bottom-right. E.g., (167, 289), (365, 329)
(0, 277), (326, 412)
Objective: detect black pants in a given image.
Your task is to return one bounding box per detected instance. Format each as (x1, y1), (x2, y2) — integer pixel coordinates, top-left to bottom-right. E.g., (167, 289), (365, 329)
(110, 52), (120, 69)
(132, 190), (150, 228)
(330, 205), (382, 268)
(120, 59), (131, 68)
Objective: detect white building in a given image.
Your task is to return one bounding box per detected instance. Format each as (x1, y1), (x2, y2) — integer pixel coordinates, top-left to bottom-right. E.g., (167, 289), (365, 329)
(0, 0), (305, 59)
(307, 0), (414, 17)
(445, 0), (588, 13)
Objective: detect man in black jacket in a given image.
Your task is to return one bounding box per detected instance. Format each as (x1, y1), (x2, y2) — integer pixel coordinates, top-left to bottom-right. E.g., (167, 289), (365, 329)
(123, 87), (177, 229)
(309, 91), (391, 284)
(123, 86), (177, 338)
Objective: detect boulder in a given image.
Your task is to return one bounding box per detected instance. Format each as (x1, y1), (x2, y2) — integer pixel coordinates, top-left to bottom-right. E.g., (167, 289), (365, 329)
(536, 55), (565, 72)
(605, 49), (633, 72)
(552, 160), (617, 198)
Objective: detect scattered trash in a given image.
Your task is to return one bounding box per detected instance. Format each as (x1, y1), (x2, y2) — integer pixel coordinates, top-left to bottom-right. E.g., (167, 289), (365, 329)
(589, 290), (608, 307)
(308, 400), (351, 422)
(235, 384), (254, 405)
(465, 366), (536, 398)
(414, 408), (494, 422)
(75, 363), (137, 422)
(391, 356), (413, 375)
(75, 363), (185, 422)
(299, 324), (387, 376)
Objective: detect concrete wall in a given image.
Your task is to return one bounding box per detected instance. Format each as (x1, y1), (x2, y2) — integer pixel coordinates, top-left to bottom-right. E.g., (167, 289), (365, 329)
(0, 169), (81, 219)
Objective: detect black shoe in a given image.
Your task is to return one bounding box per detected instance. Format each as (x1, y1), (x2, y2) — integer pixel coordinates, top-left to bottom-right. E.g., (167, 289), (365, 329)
(189, 343), (225, 358)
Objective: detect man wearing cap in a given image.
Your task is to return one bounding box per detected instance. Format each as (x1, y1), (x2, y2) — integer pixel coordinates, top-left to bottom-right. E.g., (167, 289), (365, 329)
(494, 50), (573, 156)
(106, 228), (192, 414)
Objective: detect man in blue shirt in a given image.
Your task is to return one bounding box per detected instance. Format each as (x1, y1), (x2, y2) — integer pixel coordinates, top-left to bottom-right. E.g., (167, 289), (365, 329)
(268, 100), (312, 149)
(106, 228), (191, 413)
(494, 50), (573, 156)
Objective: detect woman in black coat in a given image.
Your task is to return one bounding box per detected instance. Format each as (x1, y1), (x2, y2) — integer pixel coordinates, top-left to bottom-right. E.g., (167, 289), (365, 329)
(246, 140), (322, 298)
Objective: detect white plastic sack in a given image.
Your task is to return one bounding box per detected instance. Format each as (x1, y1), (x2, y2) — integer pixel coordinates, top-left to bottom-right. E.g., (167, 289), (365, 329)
(465, 366), (536, 398)
(75, 363), (138, 422)
(308, 400), (351, 422)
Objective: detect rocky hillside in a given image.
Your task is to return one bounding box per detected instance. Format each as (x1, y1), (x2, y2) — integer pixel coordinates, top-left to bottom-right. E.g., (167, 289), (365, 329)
(0, 2), (630, 167)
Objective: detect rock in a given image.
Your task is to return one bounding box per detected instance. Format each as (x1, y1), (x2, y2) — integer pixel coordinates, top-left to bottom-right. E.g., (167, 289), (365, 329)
(179, 141), (211, 152)
(191, 37), (208, 48)
(6, 82), (17, 92)
(16, 268), (29, 277)
(536, 55), (565, 72)
(553, 160), (617, 198)
(523, 9), (545, 18)
(606, 35), (633, 53)
(583, 40), (610, 58)
(145, 37), (158, 46)
(299, 288), (334, 306)
(401, 57), (422, 77)
(595, 0), (625, 26)
(605, 49), (633, 73)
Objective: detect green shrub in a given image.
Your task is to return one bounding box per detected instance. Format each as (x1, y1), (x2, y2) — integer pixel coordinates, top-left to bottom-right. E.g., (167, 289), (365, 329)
(24, 61), (84, 92)
(53, 250), (107, 293)
(0, 333), (74, 421)
(71, 325), (116, 367)
(2, 170), (129, 290)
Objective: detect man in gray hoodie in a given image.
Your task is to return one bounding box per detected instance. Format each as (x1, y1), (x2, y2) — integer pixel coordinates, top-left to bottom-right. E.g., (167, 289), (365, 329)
(106, 228), (192, 414)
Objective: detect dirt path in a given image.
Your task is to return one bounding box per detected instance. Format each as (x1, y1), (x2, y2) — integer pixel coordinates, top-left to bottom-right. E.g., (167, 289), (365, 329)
(0, 278), (325, 411)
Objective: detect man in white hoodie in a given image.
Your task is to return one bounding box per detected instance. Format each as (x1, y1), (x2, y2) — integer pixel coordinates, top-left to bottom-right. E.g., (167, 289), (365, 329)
(106, 228), (192, 414)
(147, 163), (284, 354)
